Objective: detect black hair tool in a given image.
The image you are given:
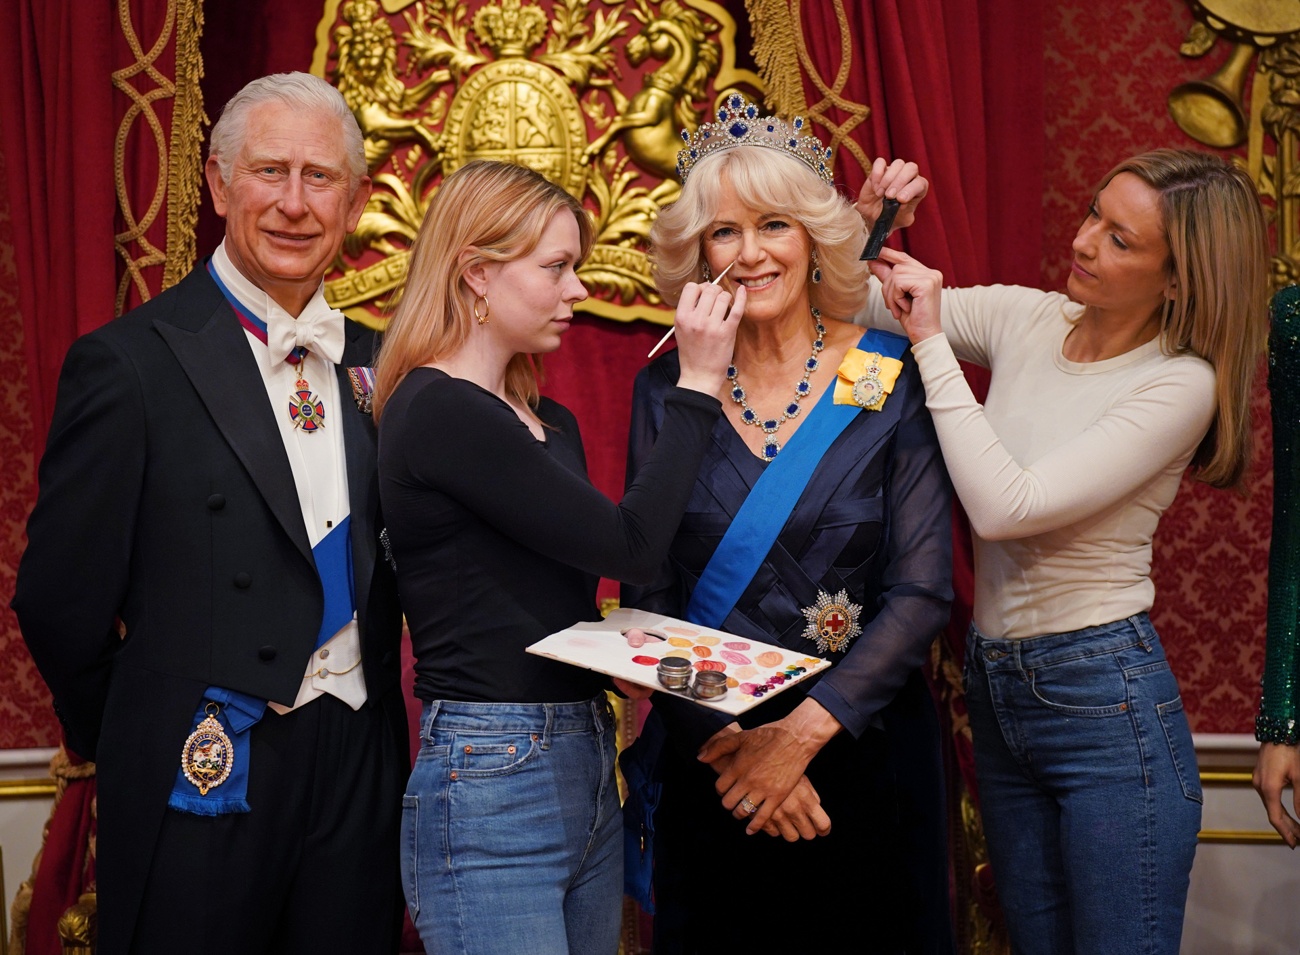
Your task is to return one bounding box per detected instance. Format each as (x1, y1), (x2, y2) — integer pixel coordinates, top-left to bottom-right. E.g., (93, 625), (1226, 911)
(860, 198), (900, 260)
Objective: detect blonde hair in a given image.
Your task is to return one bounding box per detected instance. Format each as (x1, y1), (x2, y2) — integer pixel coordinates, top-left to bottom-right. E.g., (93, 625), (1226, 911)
(373, 161), (593, 420)
(1100, 149), (1269, 489)
(649, 147), (868, 318)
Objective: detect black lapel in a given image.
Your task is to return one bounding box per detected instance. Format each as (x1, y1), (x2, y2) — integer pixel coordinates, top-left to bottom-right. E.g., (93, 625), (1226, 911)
(339, 322), (379, 613)
(153, 269), (313, 564)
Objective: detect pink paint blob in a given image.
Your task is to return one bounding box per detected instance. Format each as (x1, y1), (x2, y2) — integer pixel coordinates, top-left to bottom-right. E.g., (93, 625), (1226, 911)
(723, 641), (751, 651)
(720, 650), (752, 666)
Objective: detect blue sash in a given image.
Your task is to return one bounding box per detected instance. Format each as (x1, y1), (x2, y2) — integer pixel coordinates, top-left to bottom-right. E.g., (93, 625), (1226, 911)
(684, 330), (907, 629)
(168, 272), (357, 816)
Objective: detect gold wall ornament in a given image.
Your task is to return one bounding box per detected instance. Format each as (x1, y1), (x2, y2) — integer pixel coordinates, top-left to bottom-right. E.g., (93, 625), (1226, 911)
(312, 0), (762, 329)
(583, 0), (721, 181)
(111, 0), (206, 315)
(1168, 41), (1256, 147)
(745, 0), (873, 185)
(1259, 38), (1300, 285)
(1174, 2), (1300, 286)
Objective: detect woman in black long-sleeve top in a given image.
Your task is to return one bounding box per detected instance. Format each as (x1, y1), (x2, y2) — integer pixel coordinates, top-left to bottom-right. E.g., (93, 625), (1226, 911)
(373, 160), (741, 955)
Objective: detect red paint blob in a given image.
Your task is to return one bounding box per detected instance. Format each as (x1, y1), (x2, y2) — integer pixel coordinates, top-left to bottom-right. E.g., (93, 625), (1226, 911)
(631, 655), (660, 666)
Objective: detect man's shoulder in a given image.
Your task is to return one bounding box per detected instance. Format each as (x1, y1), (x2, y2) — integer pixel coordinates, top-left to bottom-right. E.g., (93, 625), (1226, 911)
(94, 265), (224, 343)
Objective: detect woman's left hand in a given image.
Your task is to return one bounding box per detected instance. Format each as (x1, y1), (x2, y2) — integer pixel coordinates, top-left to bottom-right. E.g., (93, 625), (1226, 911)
(867, 247), (944, 345)
(697, 699), (841, 834)
(855, 158), (929, 233)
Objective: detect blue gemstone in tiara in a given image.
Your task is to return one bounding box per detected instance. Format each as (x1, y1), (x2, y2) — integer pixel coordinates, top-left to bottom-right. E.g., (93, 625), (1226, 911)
(675, 94), (835, 186)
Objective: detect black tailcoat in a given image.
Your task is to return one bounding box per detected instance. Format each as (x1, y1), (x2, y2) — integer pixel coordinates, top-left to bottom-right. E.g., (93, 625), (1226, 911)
(13, 266), (406, 952)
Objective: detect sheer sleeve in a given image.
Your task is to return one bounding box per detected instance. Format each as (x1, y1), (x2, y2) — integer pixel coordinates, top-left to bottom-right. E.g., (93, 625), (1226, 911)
(807, 366), (953, 738)
(397, 373), (720, 584)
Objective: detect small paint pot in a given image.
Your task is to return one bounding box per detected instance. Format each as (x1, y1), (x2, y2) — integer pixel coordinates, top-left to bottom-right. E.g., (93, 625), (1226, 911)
(657, 656), (693, 691)
(691, 669), (728, 701)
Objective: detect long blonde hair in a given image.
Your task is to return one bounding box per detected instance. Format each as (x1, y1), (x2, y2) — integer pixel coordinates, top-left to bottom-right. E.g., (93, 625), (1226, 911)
(373, 160), (593, 420)
(649, 146), (868, 318)
(1099, 149), (1269, 489)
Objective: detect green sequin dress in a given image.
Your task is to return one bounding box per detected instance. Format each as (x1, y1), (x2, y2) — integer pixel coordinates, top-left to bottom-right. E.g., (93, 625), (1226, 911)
(1258, 284), (1300, 744)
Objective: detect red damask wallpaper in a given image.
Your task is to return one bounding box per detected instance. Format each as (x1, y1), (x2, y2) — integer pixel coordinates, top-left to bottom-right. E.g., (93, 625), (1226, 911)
(0, 145), (53, 748)
(0, 0), (1274, 747)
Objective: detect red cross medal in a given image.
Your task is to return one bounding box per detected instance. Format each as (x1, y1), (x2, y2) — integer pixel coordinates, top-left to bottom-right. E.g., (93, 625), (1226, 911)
(180, 703), (234, 796)
(288, 370), (325, 433)
(801, 589), (863, 654)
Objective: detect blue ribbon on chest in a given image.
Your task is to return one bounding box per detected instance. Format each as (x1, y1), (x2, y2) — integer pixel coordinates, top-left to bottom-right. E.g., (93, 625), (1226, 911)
(167, 270), (358, 815)
(684, 329), (907, 630)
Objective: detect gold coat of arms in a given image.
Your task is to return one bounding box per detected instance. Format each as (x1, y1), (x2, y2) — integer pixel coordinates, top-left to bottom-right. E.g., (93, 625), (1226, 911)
(311, 0), (762, 328)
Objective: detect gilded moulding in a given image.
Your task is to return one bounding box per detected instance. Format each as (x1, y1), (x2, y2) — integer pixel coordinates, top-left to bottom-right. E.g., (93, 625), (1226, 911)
(311, 0), (763, 330)
(1174, 2), (1300, 285)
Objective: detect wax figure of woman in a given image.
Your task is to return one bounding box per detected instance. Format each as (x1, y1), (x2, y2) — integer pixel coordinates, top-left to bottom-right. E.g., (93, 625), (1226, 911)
(861, 149), (1269, 955)
(624, 97), (953, 954)
(373, 159), (742, 955)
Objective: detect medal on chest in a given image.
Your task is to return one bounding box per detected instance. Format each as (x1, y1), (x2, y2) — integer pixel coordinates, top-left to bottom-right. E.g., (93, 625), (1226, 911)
(287, 349), (326, 433)
(180, 703), (235, 796)
(801, 589), (864, 654)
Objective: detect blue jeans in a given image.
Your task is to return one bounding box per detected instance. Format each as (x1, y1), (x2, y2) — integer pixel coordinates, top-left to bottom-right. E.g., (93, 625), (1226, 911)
(964, 614), (1201, 955)
(401, 697), (623, 955)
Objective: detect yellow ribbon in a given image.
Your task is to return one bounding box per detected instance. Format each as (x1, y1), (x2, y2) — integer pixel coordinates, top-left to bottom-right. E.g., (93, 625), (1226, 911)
(833, 349), (904, 411)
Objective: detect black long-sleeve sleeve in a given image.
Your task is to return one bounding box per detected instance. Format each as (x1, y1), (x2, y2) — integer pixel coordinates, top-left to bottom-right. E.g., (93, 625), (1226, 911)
(379, 368), (722, 704)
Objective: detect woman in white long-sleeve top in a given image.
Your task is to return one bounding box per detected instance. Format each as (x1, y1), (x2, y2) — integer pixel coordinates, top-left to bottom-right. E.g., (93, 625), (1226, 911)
(858, 149), (1269, 955)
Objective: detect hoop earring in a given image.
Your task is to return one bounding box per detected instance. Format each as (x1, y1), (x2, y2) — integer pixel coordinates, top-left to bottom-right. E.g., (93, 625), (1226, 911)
(474, 294), (490, 325)
(700, 260), (712, 282)
(810, 247), (822, 284)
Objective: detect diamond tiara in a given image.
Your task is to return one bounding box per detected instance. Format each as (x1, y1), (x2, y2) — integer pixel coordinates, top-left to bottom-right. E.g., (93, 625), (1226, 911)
(676, 93), (834, 185)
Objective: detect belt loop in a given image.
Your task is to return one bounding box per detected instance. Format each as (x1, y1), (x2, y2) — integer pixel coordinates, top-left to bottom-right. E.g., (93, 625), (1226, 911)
(1130, 613), (1153, 652)
(541, 703), (553, 750)
(422, 700), (442, 741)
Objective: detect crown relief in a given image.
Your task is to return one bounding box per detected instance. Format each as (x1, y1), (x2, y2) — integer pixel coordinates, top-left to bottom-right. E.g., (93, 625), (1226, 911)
(474, 0), (548, 57)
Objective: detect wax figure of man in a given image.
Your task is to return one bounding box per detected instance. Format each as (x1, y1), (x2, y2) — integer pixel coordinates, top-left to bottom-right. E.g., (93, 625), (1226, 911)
(13, 72), (407, 955)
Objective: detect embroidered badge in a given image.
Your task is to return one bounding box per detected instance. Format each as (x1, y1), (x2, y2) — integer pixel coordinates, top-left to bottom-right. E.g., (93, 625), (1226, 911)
(181, 703), (234, 796)
(833, 349), (904, 411)
(348, 366), (376, 415)
(800, 589), (863, 653)
(289, 386), (326, 432)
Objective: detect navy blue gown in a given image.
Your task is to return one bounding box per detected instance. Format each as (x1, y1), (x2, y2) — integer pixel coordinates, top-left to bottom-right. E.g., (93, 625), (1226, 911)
(624, 345), (955, 955)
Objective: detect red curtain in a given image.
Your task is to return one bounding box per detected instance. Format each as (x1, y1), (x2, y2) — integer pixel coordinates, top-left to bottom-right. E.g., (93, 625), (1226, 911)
(796, 0), (1045, 786)
(0, 2), (118, 462)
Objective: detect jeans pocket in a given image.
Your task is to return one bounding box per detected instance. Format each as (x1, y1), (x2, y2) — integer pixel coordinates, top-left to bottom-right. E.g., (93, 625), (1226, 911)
(447, 731), (541, 777)
(400, 794), (420, 917)
(1027, 651), (1130, 716)
(1157, 696), (1204, 804)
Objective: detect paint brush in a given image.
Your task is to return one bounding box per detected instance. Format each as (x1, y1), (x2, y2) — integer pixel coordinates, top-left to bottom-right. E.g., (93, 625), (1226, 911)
(646, 258), (738, 359)
(860, 198), (900, 260)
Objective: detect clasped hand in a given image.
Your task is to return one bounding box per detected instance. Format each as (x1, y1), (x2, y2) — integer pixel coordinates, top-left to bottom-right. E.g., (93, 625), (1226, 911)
(697, 701), (840, 838)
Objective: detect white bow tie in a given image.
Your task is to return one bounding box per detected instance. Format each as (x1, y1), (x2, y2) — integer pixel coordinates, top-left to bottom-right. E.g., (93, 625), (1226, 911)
(265, 299), (345, 366)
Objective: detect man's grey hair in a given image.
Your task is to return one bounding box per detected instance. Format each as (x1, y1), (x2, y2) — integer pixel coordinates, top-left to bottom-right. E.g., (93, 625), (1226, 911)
(208, 72), (366, 184)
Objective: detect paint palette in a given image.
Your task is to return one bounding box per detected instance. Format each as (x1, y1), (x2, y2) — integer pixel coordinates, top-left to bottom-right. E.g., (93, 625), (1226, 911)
(526, 608), (831, 715)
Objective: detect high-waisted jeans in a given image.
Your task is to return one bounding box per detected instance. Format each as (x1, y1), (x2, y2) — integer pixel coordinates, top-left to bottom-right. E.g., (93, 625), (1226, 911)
(964, 613), (1201, 955)
(401, 697), (622, 955)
